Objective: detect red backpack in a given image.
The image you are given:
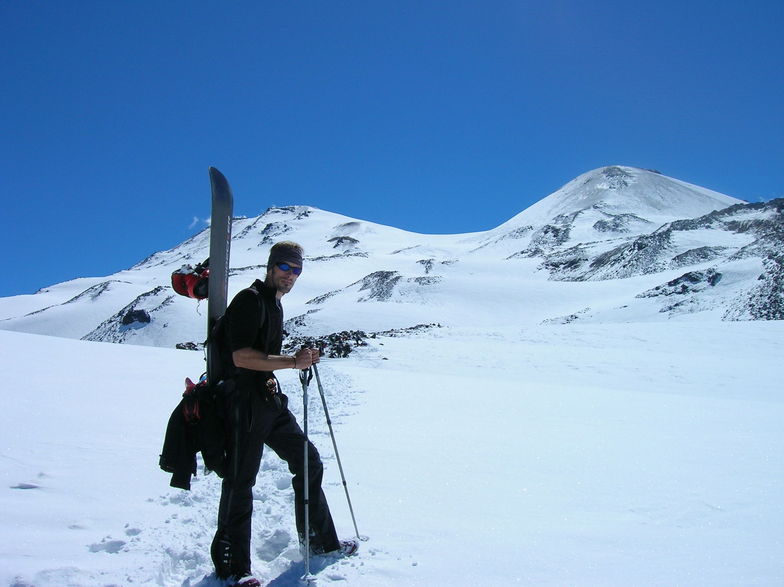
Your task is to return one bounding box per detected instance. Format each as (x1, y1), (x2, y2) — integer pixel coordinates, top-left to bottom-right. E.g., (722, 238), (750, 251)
(171, 261), (209, 300)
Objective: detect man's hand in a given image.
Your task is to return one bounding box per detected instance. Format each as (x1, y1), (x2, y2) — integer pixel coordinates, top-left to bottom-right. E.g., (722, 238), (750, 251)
(294, 347), (320, 369)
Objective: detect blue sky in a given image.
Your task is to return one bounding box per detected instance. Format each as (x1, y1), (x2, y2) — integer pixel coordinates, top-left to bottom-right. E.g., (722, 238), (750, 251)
(2, 0), (782, 297)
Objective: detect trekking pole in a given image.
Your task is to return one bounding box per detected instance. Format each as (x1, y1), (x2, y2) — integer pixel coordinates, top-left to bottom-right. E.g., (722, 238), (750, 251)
(299, 367), (315, 582)
(312, 364), (365, 541)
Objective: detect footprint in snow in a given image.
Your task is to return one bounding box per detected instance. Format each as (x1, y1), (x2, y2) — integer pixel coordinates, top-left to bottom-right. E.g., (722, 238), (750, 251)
(256, 529), (292, 561)
(88, 539), (127, 553)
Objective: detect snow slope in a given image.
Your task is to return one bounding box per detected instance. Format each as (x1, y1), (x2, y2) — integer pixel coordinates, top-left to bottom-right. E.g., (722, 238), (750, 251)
(499, 165), (741, 228)
(4, 166), (779, 351)
(1, 321), (782, 586)
(1, 165), (782, 585)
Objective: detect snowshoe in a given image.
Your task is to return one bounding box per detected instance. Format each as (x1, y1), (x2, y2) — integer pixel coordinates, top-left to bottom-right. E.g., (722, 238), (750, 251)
(337, 538), (359, 557)
(230, 574), (262, 587)
(300, 536), (358, 558)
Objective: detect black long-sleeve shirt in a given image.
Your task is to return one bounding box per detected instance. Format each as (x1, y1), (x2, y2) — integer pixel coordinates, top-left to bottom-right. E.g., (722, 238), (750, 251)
(225, 279), (284, 390)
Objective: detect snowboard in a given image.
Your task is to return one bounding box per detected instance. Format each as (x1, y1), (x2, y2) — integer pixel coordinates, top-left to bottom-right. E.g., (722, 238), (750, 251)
(206, 166), (234, 382)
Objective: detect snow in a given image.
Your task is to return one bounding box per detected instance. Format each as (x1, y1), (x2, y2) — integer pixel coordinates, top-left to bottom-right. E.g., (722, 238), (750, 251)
(498, 166), (743, 230)
(1, 165), (781, 585)
(1, 166), (777, 345)
(2, 320), (782, 586)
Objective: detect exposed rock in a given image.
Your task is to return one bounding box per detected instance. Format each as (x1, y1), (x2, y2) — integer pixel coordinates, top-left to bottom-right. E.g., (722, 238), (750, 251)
(724, 253), (784, 320)
(593, 212), (652, 233)
(282, 323), (443, 358)
(357, 271), (402, 302)
(236, 219), (292, 245)
(122, 309), (151, 325)
(601, 166), (634, 190)
(328, 236), (360, 248)
(175, 341), (201, 351)
(309, 252), (369, 261)
(283, 330), (370, 359)
(373, 323), (442, 337)
(540, 244), (591, 278)
(637, 269), (723, 298)
(82, 286), (173, 343)
(529, 220), (572, 250)
(580, 229), (674, 280)
(670, 247), (728, 269)
(471, 226), (535, 253)
(540, 308), (592, 325)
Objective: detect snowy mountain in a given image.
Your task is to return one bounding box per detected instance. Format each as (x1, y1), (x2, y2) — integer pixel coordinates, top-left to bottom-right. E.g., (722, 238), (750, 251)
(1, 166), (783, 586)
(1, 166), (781, 350)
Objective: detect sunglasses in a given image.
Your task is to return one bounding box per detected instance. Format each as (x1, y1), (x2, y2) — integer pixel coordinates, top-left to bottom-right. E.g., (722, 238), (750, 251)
(276, 262), (303, 275)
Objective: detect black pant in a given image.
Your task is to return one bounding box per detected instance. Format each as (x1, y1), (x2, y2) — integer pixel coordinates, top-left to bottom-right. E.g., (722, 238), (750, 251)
(211, 384), (339, 577)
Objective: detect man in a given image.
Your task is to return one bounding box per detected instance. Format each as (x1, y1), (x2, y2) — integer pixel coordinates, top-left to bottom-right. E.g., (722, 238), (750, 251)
(211, 241), (358, 586)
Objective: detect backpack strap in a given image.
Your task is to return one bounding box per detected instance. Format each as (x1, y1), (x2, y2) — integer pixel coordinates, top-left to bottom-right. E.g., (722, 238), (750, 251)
(245, 285), (266, 330)
(207, 284), (270, 384)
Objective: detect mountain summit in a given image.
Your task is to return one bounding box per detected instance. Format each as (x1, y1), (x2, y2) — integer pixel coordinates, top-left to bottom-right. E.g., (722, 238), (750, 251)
(0, 166), (781, 348)
(502, 166), (743, 228)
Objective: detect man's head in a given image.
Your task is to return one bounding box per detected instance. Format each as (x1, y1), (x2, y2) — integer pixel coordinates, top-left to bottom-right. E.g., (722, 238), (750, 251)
(265, 241), (304, 296)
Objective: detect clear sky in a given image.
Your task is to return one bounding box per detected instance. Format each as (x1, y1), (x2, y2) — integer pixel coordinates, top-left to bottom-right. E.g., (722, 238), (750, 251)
(2, 0), (782, 297)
